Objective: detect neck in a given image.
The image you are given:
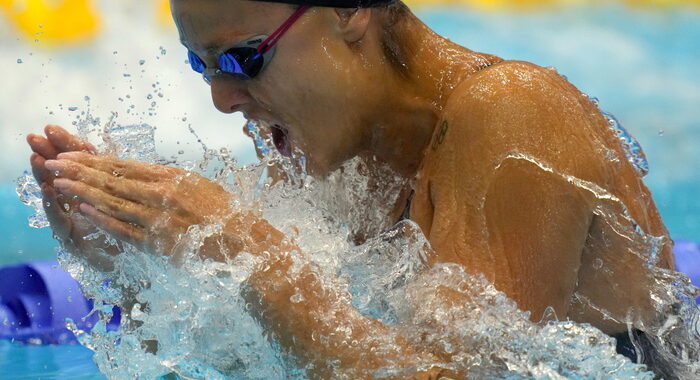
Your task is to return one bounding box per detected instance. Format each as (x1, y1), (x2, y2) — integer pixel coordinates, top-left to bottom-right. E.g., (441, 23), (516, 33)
(362, 10), (501, 178)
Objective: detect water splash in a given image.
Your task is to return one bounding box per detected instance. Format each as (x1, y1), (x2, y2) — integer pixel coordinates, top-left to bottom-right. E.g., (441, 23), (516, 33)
(15, 170), (49, 228)
(17, 116), (700, 379)
(589, 97), (650, 176)
(100, 123), (158, 162)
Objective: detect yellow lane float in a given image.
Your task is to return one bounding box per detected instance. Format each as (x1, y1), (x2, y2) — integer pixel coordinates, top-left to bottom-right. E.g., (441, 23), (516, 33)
(0, 0), (100, 46)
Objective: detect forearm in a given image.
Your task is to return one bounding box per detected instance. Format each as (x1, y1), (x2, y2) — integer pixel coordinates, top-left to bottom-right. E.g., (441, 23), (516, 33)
(199, 214), (461, 377)
(242, 252), (444, 378)
(199, 213), (287, 262)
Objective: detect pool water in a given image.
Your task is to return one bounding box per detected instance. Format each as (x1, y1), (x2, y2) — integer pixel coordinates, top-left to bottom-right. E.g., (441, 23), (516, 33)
(0, 340), (105, 380)
(1, 4), (699, 380)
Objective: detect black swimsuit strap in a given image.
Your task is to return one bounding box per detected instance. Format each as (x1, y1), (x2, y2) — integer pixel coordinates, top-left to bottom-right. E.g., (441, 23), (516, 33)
(399, 190), (414, 221)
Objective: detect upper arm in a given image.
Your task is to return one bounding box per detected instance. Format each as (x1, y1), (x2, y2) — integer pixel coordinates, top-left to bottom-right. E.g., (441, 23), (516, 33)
(482, 156), (593, 318)
(423, 61), (603, 319)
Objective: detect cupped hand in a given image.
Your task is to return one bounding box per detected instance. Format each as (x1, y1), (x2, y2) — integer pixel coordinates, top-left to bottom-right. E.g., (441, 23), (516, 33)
(44, 152), (237, 259)
(26, 125), (117, 269)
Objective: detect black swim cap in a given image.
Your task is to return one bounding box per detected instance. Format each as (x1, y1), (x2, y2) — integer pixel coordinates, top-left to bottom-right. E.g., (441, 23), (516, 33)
(250, 0), (395, 8)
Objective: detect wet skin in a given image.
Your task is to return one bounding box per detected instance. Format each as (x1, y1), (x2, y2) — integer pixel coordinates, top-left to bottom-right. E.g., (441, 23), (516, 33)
(28, 0), (674, 377)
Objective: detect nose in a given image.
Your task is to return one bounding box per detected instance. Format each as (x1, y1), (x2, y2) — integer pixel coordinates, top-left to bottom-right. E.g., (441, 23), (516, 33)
(209, 77), (251, 114)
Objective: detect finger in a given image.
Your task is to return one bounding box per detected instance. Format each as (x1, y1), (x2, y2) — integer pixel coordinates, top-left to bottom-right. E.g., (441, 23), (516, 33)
(56, 151), (181, 181)
(35, 156), (78, 209)
(41, 183), (71, 240)
(79, 203), (146, 251)
(45, 125), (96, 153)
(27, 134), (60, 159)
(31, 153), (53, 185)
(45, 159), (165, 207)
(54, 178), (157, 227)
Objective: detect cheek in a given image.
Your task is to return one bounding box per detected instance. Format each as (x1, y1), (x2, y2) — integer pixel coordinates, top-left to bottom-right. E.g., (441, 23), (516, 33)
(250, 38), (362, 158)
(275, 32), (354, 92)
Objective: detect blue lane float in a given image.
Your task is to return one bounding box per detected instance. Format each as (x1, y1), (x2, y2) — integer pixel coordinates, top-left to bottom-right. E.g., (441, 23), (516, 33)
(674, 239), (700, 291)
(1, 241), (699, 344)
(0, 261), (120, 344)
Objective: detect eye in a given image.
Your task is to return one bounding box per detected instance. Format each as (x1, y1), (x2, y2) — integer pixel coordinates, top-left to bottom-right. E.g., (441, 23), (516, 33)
(187, 50), (206, 73)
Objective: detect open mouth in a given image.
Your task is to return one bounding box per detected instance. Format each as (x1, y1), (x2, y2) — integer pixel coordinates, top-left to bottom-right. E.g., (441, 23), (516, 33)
(269, 124), (291, 157)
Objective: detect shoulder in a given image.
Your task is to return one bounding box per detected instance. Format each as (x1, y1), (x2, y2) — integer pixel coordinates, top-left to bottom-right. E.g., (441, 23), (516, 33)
(414, 61), (602, 292)
(427, 60), (607, 181)
(444, 60), (589, 129)
(456, 60), (573, 97)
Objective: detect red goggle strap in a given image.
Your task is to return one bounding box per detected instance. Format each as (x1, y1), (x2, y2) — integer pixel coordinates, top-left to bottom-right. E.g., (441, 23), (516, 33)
(257, 5), (311, 54)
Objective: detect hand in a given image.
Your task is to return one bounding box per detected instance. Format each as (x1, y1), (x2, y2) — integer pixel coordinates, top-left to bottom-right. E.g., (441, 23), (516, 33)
(44, 152), (237, 259)
(26, 125), (117, 269)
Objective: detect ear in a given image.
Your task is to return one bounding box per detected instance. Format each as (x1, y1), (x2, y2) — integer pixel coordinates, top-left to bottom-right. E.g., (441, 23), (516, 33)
(333, 8), (372, 43)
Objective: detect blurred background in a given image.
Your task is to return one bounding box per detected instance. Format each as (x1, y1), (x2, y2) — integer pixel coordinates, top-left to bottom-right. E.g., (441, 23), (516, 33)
(0, 1), (698, 378)
(1, 0), (699, 268)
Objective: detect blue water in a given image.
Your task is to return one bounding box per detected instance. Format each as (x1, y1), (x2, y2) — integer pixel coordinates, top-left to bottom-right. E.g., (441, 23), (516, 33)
(1, 5), (699, 379)
(0, 340), (105, 380)
(0, 184), (56, 267)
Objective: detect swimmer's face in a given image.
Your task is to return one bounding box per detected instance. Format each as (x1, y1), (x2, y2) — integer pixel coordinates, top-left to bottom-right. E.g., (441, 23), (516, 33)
(171, 0), (383, 175)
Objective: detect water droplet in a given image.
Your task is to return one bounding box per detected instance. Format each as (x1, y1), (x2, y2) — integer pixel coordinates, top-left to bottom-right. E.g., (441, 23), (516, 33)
(16, 58), (23, 64)
(159, 46), (167, 55)
(658, 130), (665, 137)
(139, 59), (146, 65)
(68, 107), (78, 111)
(113, 50), (118, 55)
(593, 258), (603, 270)
(290, 291), (305, 304)
(147, 94), (153, 100)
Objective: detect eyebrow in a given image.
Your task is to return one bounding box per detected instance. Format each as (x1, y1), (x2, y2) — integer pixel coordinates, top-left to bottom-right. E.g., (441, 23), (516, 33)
(180, 40), (223, 56)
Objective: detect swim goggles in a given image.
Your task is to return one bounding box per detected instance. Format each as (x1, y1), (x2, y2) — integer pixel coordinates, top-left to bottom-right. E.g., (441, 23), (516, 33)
(187, 5), (310, 83)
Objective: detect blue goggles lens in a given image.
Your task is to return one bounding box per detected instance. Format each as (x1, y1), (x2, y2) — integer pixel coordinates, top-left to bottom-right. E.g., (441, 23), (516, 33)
(187, 50), (206, 73)
(186, 36), (270, 81)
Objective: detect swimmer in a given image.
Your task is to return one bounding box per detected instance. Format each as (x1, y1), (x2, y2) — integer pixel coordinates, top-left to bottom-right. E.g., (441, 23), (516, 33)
(27, 0), (675, 377)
